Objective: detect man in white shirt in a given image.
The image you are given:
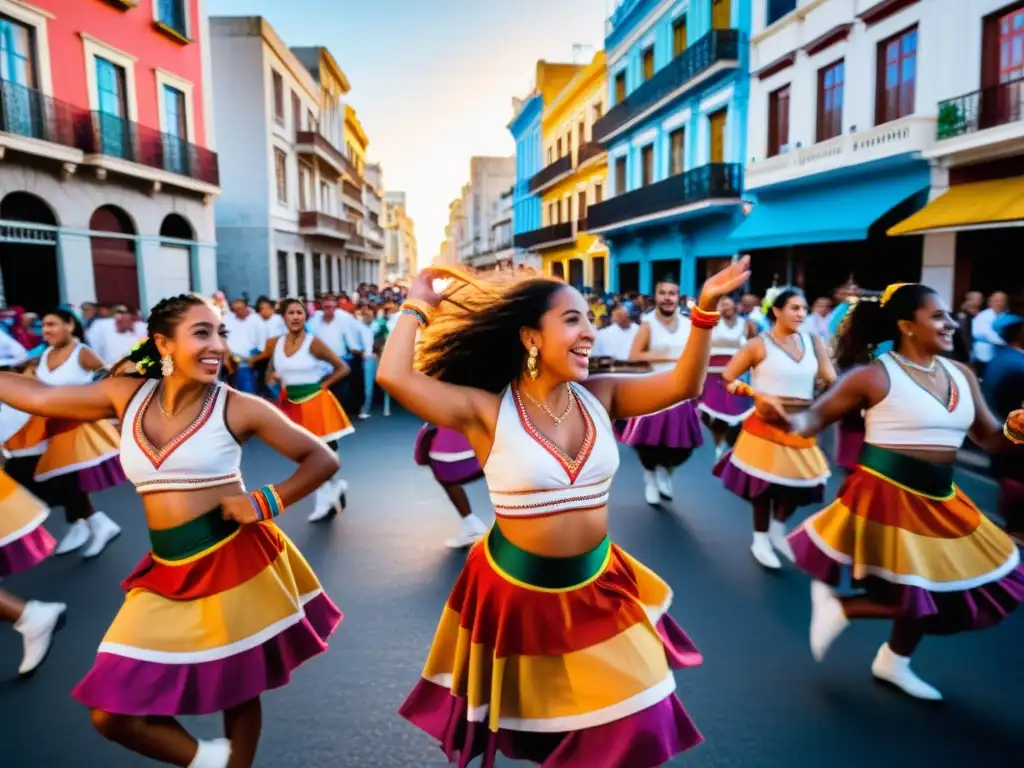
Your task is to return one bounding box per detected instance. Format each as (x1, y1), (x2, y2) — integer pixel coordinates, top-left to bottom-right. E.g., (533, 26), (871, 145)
(223, 298), (267, 393)
(0, 327), (28, 368)
(310, 296), (360, 409)
(91, 306), (146, 366)
(593, 305), (639, 360)
(972, 291), (1008, 375)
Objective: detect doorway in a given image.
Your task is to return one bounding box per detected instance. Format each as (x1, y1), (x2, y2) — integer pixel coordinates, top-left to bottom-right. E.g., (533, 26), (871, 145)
(90, 205), (139, 309)
(0, 192), (59, 313)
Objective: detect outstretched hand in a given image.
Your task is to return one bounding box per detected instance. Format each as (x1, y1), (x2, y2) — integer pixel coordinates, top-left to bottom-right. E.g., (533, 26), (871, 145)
(697, 255), (751, 311)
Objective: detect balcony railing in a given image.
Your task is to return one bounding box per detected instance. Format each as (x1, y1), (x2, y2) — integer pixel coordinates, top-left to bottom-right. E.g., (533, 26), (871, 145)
(347, 233), (366, 251)
(577, 141), (604, 166)
(298, 211), (353, 239)
(529, 154), (573, 193)
(342, 179), (363, 202)
(593, 29), (740, 143)
(937, 76), (1024, 140)
(588, 163), (742, 231)
(295, 130), (362, 182)
(512, 222), (574, 250)
(0, 79), (84, 151)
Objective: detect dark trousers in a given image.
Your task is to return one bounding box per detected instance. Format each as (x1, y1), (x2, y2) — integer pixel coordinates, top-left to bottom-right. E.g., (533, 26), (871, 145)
(6, 454), (93, 524)
(635, 446), (694, 471)
(343, 355), (365, 416)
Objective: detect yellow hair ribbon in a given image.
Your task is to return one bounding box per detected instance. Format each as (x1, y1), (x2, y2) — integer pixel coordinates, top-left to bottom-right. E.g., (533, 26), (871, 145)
(880, 283), (914, 307)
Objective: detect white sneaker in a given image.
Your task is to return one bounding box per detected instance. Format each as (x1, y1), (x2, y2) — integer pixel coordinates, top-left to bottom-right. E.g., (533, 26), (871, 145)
(14, 600), (67, 675)
(643, 470), (660, 505)
(357, 412), (370, 420)
(751, 532), (781, 569)
(308, 484), (337, 522)
(871, 643), (943, 701)
(714, 443), (726, 461)
(189, 738), (232, 768)
(444, 514), (488, 549)
(55, 520), (90, 555)
(809, 580), (849, 661)
(654, 466), (673, 499)
(81, 512), (121, 559)
(768, 519), (795, 562)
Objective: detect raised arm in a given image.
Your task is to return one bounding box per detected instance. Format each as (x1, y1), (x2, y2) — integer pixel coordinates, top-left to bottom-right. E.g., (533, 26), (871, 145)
(0, 372), (138, 422)
(310, 337), (349, 390)
(788, 364), (883, 437)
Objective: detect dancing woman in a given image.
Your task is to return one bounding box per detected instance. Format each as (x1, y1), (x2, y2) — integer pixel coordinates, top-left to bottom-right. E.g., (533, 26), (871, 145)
(379, 258), (750, 768)
(263, 298), (352, 522)
(413, 425), (488, 548)
(713, 288), (835, 570)
(0, 294), (342, 767)
(784, 283), (1024, 700)
(697, 296), (755, 460)
(2, 309), (126, 559)
(621, 275), (704, 506)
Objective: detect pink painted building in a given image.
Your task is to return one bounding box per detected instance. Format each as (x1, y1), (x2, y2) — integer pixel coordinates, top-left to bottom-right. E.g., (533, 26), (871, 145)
(0, 0), (220, 314)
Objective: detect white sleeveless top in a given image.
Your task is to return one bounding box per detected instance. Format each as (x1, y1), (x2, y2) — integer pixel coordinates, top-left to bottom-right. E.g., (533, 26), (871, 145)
(645, 314), (691, 372)
(37, 344), (93, 386)
(710, 318), (746, 357)
(864, 354), (975, 449)
(120, 380), (242, 493)
(272, 334), (323, 388)
(751, 332), (818, 399)
(484, 383), (620, 519)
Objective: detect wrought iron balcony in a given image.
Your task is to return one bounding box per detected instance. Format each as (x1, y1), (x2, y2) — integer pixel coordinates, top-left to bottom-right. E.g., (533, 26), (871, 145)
(298, 211), (353, 240)
(0, 79), (85, 153)
(577, 141), (605, 166)
(936, 76), (1024, 140)
(295, 130), (362, 182)
(347, 233), (367, 251)
(529, 154), (573, 193)
(342, 179), (363, 204)
(512, 222), (574, 250)
(587, 163), (742, 232)
(593, 29), (741, 144)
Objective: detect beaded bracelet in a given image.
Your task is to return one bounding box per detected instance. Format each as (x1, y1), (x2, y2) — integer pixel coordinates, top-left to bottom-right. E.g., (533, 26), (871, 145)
(400, 307), (427, 327)
(1004, 421), (1024, 446)
(399, 299), (433, 328)
(687, 301), (721, 330)
(248, 484), (284, 521)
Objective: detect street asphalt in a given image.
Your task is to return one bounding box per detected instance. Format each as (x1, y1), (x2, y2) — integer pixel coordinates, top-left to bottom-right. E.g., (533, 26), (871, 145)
(0, 409), (1020, 767)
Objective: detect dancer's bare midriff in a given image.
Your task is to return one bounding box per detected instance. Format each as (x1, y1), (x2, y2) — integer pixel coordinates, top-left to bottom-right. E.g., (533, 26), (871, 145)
(497, 505), (609, 558)
(142, 482), (247, 531)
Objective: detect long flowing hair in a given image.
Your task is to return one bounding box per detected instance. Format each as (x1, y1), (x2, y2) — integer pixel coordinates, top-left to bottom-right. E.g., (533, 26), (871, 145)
(416, 267), (565, 394)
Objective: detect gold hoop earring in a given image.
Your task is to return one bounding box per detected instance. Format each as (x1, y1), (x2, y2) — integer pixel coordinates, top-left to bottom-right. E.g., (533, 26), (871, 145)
(526, 345), (539, 380)
(160, 354), (174, 377)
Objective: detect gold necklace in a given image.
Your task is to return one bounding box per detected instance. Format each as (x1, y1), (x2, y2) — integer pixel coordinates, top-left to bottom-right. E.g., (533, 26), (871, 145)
(156, 384), (207, 419)
(523, 384), (574, 426)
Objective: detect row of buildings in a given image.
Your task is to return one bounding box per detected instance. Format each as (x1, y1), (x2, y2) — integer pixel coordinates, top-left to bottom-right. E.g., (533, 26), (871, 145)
(501, 0), (1024, 305)
(0, 1), (417, 315)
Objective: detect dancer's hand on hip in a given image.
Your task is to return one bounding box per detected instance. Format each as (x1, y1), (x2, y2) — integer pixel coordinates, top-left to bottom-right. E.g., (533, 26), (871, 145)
(222, 494), (263, 525)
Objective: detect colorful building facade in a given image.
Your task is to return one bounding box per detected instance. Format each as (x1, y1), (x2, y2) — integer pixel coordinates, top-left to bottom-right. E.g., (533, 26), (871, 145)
(0, 0), (220, 313)
(591, 0), (750, 298)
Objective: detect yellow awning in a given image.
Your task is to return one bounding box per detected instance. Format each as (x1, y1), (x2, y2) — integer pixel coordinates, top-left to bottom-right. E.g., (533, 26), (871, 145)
(888, 176), (1024, 236)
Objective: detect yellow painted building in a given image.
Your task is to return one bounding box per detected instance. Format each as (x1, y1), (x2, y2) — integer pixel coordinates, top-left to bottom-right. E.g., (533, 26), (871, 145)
(535, 51), (609, 293)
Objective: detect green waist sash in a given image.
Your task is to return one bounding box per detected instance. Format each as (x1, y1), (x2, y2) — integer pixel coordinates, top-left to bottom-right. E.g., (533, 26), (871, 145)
(149, 508), (239, 561)
(859, 443), (955, 498)
(285, 382), (322, 404)
(486, 524), (611, 590)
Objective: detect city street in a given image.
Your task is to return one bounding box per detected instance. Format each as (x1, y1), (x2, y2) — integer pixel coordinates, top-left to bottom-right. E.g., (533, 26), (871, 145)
(0, 411), (1020, 767)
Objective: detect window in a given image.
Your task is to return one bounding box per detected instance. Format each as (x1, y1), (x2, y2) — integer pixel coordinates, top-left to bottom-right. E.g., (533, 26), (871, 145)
(163, 84), (187, 173)
(292, 91), (301, 133)
(767, 0), (797, 27)
(156, 0), (188, 37)
(274, 147), (287, 204)
(640, 144), (654, 186)
(320, 181), (329, 211)
(614, 71), (626, 103)
(577, 190), (587, 222)
(817, 60), (844, 141)
(96, 57), (129, 157)
(577, 119), (586, 149)
(593, 102), (603, 122)
(272, 70), (284, 124)
(708, 108), (727, 163)
(299, 163), (310, 209)
(547, 146), (554, 164)
(562, 198), (569, 222)
(876, 26), (917, 125)
(669, 127), (685, 175)
(556, 137), (562, 157)
(295, 253), (306, 296)
(277, 251), (289, 297)
(767, 85), (790, 157)
(312, 254), (323, 294)
(614, 156), (627, 194)
(642, 47), (655, 81)
(712, 0), (730, 30)
(548, 202), (556, 225)
(0, 15), (36, 87)
(307, 109), (315, 131)
(673, 16), (687, 57)
(594, 182), (603, 204)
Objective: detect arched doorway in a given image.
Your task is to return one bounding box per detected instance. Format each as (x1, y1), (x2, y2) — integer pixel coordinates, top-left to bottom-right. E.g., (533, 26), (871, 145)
(90, 205), (139, 310)
(0, 192), (60, 313)
(154, 213), (195, 303)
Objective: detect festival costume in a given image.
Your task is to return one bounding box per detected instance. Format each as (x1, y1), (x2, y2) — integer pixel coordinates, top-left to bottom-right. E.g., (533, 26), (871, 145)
(414, 426), (488, 548)
(698, 318), (752, 459)
(401, 383), (703, 768)
(72, 380), (342, 715)
(619, 313), (703, 504)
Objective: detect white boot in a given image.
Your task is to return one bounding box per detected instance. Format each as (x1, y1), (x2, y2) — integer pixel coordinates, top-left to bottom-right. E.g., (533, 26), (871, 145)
(809, 580), (849, 661)
(332, 478), (348, 513)
(81, 512), (121, 559)
(14, 600), (67, 675)
(55, 520), (90, 555)
(643, 470), (660, 505)
(714, 443), (726, 461)
(444, 514), (488, 549)
(189, 738), (232, 768)
(308, 483), (337, 522)
(768, 519), (795, 562)
(871, 643), (943, 700)
(654, 466), (674, 500)
(750, 532), (781, 569)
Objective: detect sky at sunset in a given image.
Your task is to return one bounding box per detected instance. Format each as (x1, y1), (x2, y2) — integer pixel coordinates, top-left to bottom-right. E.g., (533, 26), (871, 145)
(206, 0), (608, 269)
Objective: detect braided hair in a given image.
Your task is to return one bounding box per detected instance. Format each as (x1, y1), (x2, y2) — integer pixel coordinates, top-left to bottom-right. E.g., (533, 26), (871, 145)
(110, 293), (213, 378)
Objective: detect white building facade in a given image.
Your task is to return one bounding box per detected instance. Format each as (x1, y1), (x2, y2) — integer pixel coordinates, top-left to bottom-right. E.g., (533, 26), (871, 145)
(455, 155), (516, 265)
(363, 161), (386, 283)
(383, 191), (417, 281)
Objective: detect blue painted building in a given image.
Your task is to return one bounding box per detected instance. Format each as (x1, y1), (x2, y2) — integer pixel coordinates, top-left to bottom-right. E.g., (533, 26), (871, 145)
(509, 92), (543, 238)
(589, 0), (751, 298)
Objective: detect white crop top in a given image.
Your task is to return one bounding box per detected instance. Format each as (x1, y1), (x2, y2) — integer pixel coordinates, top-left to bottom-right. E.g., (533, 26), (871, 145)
(751, 332), (818, 399)
(864, 354), (975, 449)
(646, 314), (691, 372)
(120, 380), (242, 493)
(484, 383), (619, 519)
(272, 334), (323, 388)
(37, 344), (93, 386)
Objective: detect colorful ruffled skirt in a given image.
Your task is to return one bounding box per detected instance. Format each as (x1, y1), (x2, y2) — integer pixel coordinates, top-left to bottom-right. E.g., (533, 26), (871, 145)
(618, 401), (703, 450)
(400, 525), (703, 768)
(415, 426), (483, 485)
(713, 413), (830, 506)
(697, 356), (754, 426)
(788, 444), (1024, 634)
(71, 509), (342, 715)
(0, 471), (55, 578)
(280, 383), (354, 443)
(834, 411), (866, 472)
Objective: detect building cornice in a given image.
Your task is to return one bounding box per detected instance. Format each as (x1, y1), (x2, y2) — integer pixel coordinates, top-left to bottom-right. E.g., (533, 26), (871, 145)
(344, 104), (369, 149)
(319, 47), (351, 94)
